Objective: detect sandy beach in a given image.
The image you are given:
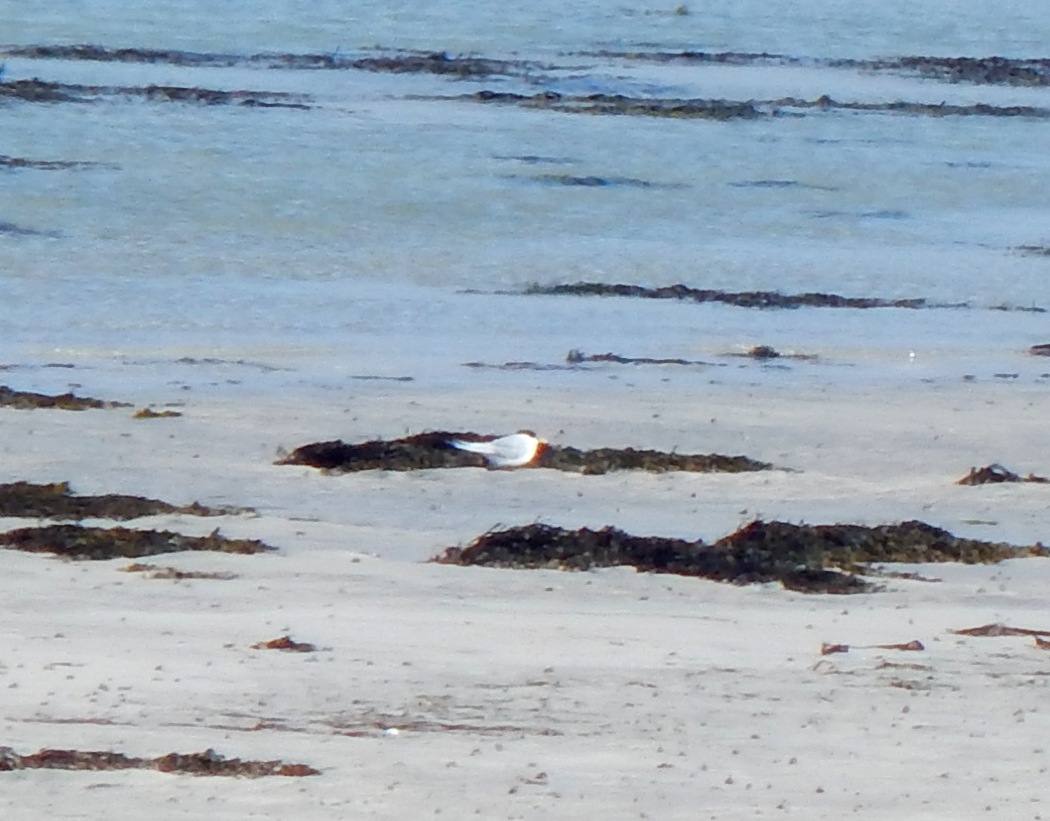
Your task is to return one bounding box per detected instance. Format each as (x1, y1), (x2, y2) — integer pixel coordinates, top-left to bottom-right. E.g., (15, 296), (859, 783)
(5, 2), (1050, 815)
(2, 375), (1049, 819)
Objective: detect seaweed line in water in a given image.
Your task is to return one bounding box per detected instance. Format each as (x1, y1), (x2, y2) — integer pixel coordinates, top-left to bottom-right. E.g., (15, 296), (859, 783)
(463, 346), (812, 371)
(465, 90), (1050, 120)
(566, 349), (718, 367)
(0, 44), (544, 78)
(0, 154), (106, 170)
(578, 50), (1050, 88)
(11, 45), (1050, 88)
(524, 282), (937, 309)
(0, 78), (312, 108)
(525, 282), (1045, 312)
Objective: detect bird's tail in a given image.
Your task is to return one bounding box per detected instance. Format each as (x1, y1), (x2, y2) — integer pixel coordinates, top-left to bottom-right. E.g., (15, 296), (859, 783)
(448, 439), (491, 454)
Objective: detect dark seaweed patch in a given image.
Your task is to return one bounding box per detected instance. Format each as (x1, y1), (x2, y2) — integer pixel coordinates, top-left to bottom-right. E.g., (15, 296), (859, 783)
(577, 49), (794, 66)
(0, 482), (243, 520)
(0, 481), (246, 520)
(0, 77), (310, 108)
(0, 154), (103, 170)
(432, 523), (864, 592)
(463, 360), (588, 371)
(538, 446), (768, 475)
(775, 95), (1049, 118)
(0, 220), (55, 237)
(524, 282), (934, 310)
(434, 519), (1047, 594)
(133, 407), (183, 419)
(348, 51), (531, 77)
(0, 79), (82, 102)
(742, 345), (779, 360)
(135, 85), (310, 107)
(0, 525), (273, 559)
(714, 519), (1044, 566)
(277, 432), (467, 472)
(956, 465), (1049, 485)
(494, 154), (577, 165)
(470, 91), (762, 120)
(861, 55), (1050, 87)
(725, 345), (818, 362)
(566, 349), (717, 367)
(731, 179), (798, 188)
(465, 89), (1050, 119)
(563, 347), (816, 369)
(276, 432), (770, 474)
(582, 50), (1050, 88)
(0, 385), (130, 410)
(0, 746), (318, 777)
(0, 44), (248, 67)
(15, 45), (1050, 88)
(525, 173), (678, 189)
(0, 44), (538, 78)
(950, 623), (1050, 638)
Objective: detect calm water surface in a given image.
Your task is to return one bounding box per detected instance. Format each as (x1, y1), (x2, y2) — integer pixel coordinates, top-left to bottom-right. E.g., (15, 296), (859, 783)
(2, 1), (1050, 398)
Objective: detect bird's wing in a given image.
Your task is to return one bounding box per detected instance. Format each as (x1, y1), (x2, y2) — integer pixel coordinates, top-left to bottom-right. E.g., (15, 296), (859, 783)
(489, 435), (528, 459)
(489, 434), (539, 465)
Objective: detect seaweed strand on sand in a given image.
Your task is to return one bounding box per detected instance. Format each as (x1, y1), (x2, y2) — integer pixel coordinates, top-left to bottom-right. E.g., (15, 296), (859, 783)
(0, 746), (317, 777)
(0, 525), (273, 560)
(276, 432), (770, 474)
(0, 481), (248, 520)
(433, 519), (1048, 594)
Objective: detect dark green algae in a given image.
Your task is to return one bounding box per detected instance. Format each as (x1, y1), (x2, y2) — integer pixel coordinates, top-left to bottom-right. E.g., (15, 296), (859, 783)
(434, 520), (1049, 594)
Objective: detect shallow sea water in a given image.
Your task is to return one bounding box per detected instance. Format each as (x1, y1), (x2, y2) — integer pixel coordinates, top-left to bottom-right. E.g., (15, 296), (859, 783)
(2, 1), (1050, 399)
